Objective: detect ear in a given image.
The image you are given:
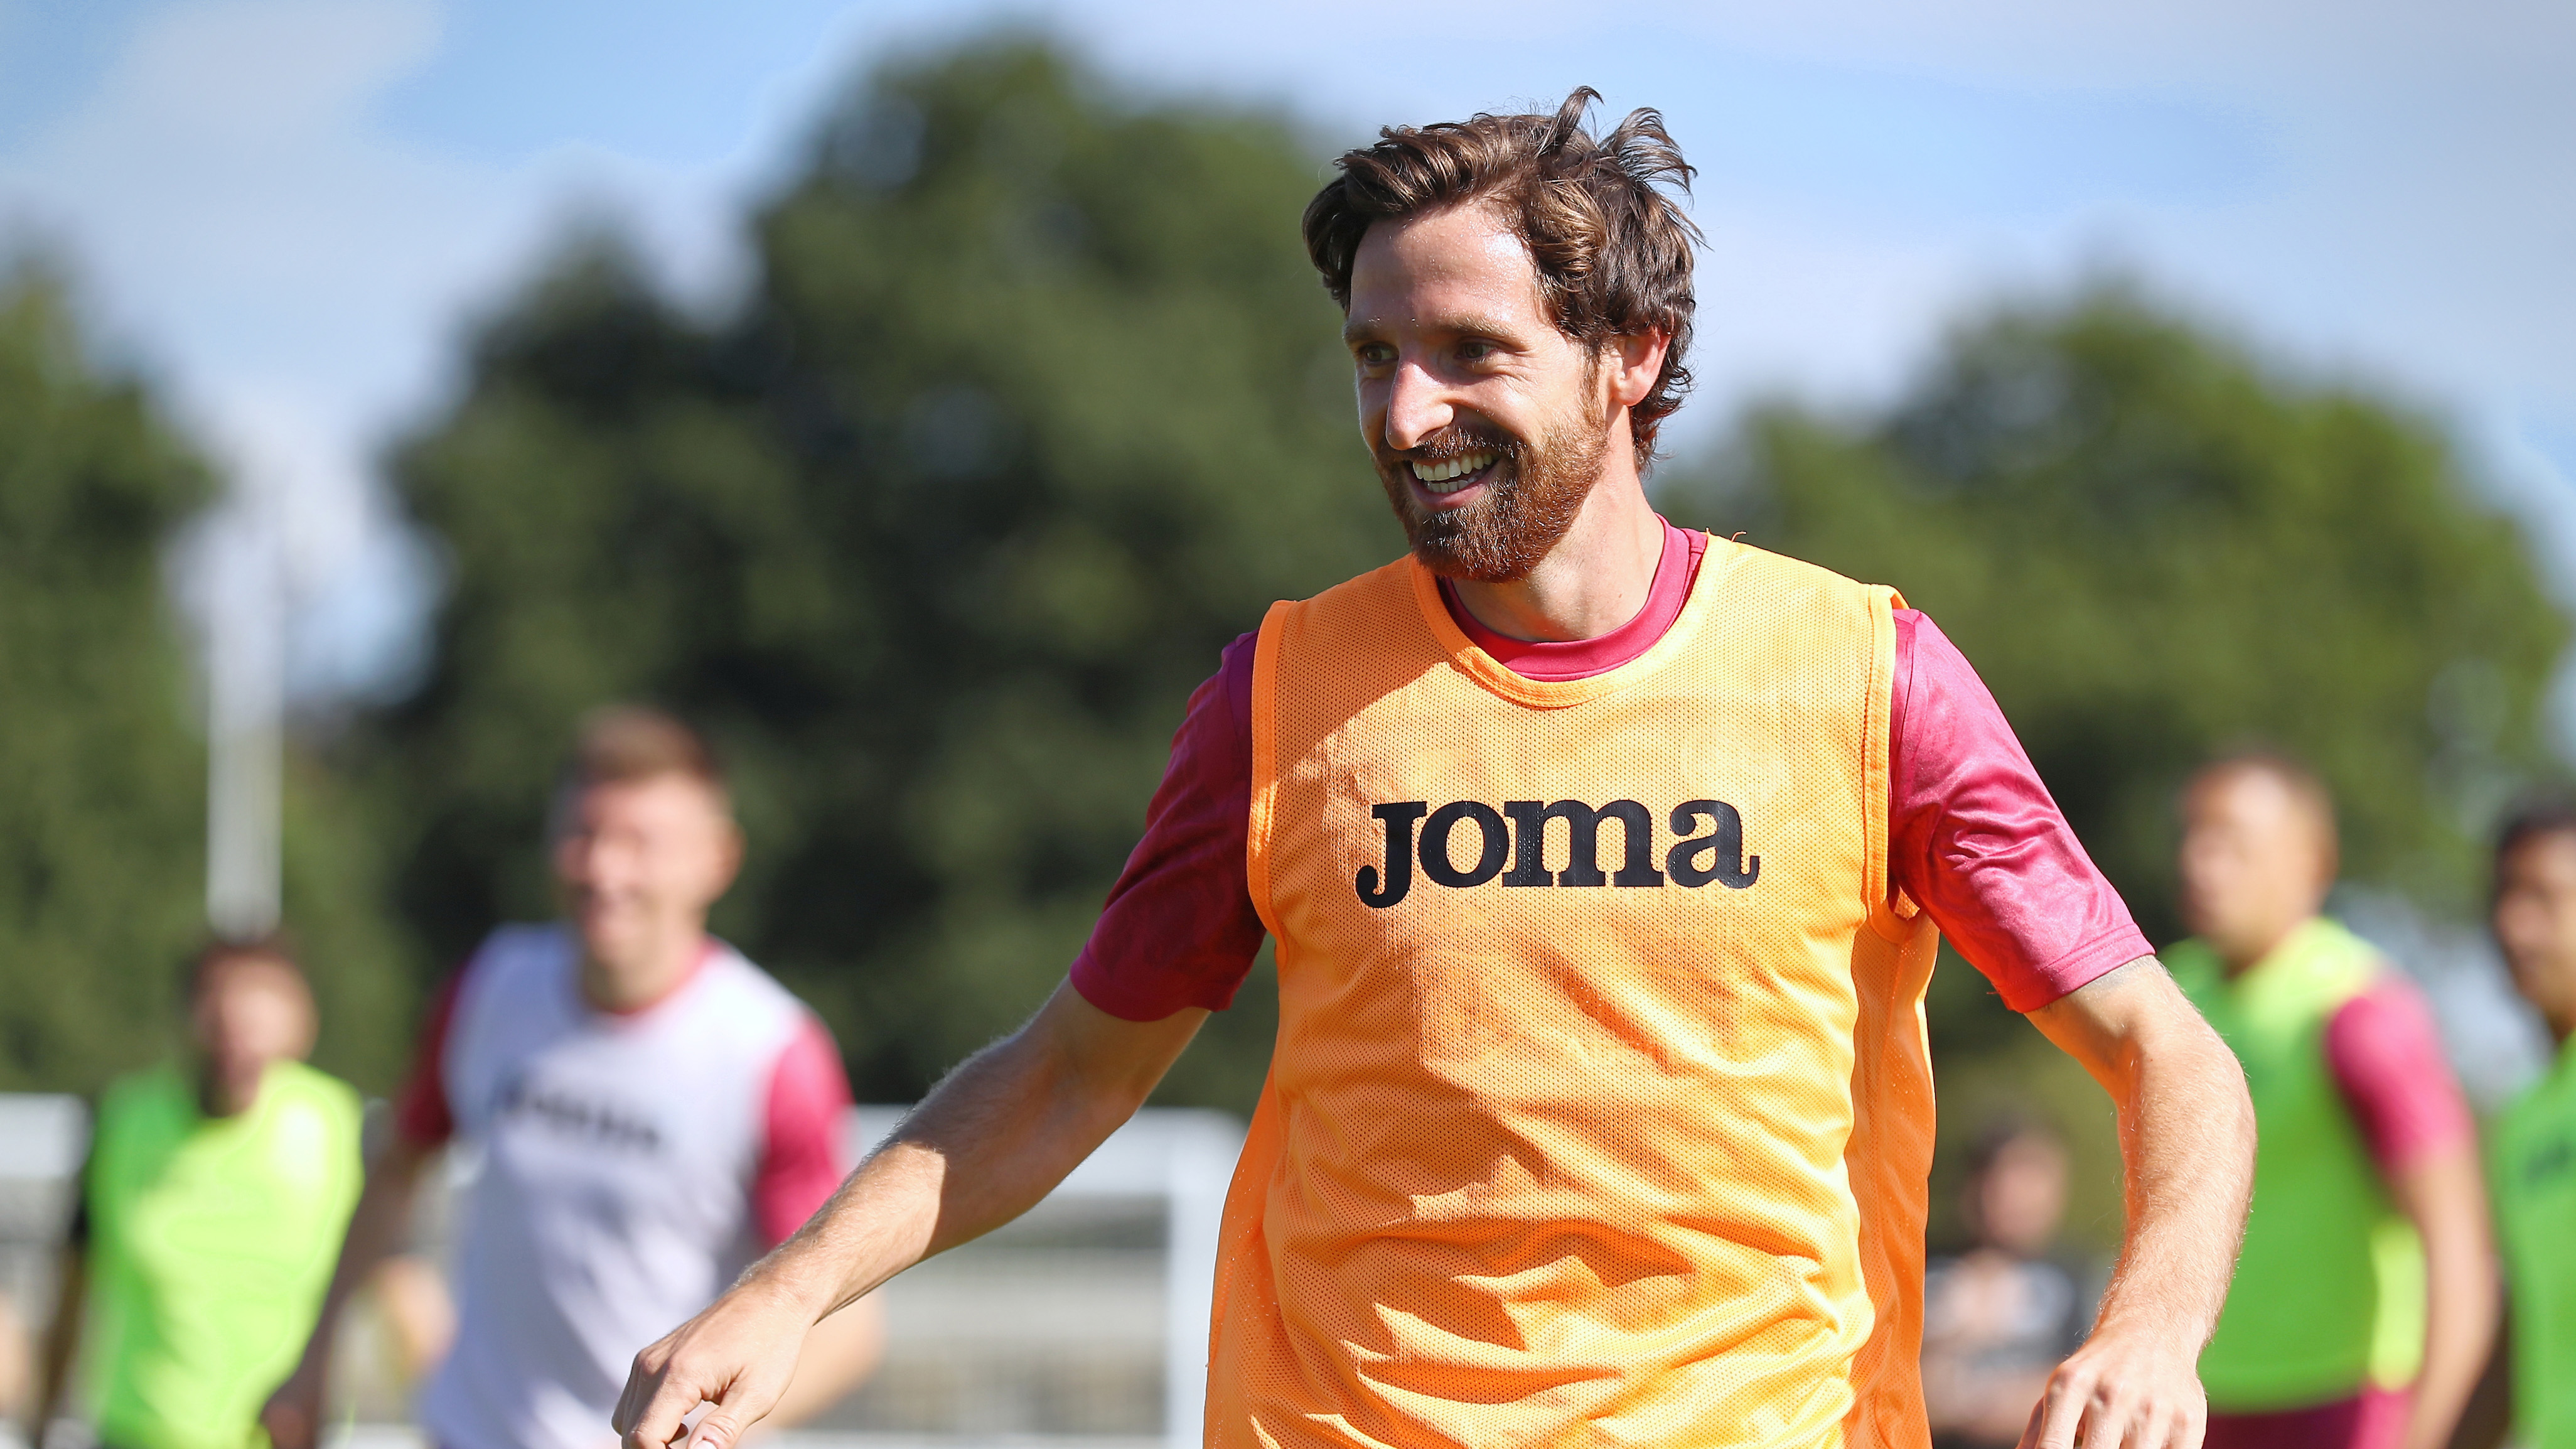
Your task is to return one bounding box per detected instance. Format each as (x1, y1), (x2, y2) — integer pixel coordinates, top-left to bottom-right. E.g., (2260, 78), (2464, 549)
(1604, 328), (1670, 411)
(709, 819), (746, 902)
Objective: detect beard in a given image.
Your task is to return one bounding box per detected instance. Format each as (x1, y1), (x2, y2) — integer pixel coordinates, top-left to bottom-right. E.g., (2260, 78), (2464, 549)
(1373, 414), (1610, 584)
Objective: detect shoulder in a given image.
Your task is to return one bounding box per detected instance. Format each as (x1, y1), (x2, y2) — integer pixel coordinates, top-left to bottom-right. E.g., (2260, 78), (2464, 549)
(471, 922), (571, 978)
(1705, 536), (1896, 614)
(267, 1061), (364, 1120)
(95, 1066), (184, 1129)
(453, 923), (571, 1010)
(1269, 556), (1419, 632)
(2323, 967), (2443, 1052)
(2160, 939), (2220, 986)
(690, 946), (814, 1051)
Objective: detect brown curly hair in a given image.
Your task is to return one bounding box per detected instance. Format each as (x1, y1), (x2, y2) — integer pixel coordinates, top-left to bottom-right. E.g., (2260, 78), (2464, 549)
(1303, 87), (1702, 460)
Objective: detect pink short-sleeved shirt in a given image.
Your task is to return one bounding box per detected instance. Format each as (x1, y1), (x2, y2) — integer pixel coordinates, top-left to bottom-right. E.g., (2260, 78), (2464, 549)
(1071, 522), (2153, 1020)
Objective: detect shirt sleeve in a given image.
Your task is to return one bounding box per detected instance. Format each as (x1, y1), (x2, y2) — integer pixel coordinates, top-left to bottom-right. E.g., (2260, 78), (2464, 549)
(1066, 632), (1269, 1020)
(392, 971), (466, 1148)
(2324, 978), (2477, 1175)
(752, 1015), (856, 1248)
(1889, 611), (2154, 1011)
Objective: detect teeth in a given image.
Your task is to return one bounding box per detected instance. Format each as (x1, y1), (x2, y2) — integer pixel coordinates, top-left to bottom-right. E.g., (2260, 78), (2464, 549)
(1410, 450), (1498, 492)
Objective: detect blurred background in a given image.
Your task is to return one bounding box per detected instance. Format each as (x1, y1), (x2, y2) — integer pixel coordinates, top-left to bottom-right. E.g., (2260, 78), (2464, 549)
(1, 0), (2572, 1439)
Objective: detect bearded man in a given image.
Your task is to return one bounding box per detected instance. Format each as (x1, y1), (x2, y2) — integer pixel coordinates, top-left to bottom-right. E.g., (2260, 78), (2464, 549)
(616, 92), (2255, 1449)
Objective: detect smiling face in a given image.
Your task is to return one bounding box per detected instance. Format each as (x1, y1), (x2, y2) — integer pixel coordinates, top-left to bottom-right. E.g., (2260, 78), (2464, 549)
(552, 771), (741, 998)
(2179, 763), (2336, 972)
(1343, 203), (1623, 582)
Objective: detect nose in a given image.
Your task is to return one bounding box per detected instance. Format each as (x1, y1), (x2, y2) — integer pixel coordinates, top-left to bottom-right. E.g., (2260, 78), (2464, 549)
(1381, 358), (1454, 454)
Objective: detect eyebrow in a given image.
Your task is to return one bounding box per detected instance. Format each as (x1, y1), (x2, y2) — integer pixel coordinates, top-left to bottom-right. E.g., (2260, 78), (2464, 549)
(1341, 312), (1525, 347)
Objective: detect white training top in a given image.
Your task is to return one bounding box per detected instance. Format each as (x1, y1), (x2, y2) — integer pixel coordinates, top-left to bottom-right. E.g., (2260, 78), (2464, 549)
(417, 924), (827, 1449)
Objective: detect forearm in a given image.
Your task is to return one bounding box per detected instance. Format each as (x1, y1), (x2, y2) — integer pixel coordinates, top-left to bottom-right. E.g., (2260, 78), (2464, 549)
(2032, 961), (2254, 1346)
(749, 983), (1196, 1321)
(2391, 1148), (2498, 1449)
(2016, 962), (2254, 1448)
(612, 986), (1204, 1449)
(2094, 1013), (2253, 1341)
(30, 1248), (84, 1433)
(296, 1141), (428, 1369)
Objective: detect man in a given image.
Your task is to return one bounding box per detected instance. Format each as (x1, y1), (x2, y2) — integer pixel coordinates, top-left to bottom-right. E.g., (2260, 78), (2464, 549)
(29, 940), (363, 1449)
(618, 92), (2254, 1449)
(263, 708), (879, 1449)
(2163, 755), (2494, 1449)
(1923, 1119), (2099, 1449)
(2481, 794), (2576, 1447)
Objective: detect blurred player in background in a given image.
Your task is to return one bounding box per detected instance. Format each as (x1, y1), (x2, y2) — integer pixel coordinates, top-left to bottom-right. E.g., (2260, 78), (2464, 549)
(2478, 794), (2576, 1448)
(262, 707), (879, 1449)
(1921, 1117), (2100, 1449)
(2164, 754), (2494, 1449)
(28, 939), (362, 1449)
(619, 92), (2253, 1449)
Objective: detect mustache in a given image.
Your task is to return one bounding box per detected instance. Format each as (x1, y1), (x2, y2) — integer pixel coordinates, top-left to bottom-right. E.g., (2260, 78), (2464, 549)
(1382, 425), (1525, 465)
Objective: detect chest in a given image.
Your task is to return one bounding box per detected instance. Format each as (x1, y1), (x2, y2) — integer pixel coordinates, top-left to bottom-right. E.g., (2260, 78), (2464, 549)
(96, 1095), (349, 1272)
(2503, 1097), (2576, 1226)
(451, 1008), (765, 1196)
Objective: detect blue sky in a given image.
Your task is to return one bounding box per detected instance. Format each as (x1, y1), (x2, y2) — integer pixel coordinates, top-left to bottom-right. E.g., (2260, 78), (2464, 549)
(1, 0), (2572, 702)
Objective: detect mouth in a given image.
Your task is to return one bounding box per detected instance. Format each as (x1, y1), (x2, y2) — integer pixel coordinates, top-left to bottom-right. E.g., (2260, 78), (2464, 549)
(1405, 449), (1500, 507)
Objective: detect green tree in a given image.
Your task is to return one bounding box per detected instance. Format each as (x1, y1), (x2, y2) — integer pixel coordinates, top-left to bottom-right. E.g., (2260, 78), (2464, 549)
(345, 38), (1397, 1106)
(0, 267), (414, 1094)
(0, 269), (209, 1089)
(1662, 285), (2567, 1244)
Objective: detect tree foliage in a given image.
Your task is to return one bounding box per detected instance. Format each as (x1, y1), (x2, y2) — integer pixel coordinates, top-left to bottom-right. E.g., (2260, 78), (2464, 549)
(0, 272), (213, 1089)
(1660, 289), (2567, 1244)
(343, 36), (2565, 1140)
(0, 269), (413, 1094)
(345, 39), (1397, 1104)
(1667, 288), (2563, 939)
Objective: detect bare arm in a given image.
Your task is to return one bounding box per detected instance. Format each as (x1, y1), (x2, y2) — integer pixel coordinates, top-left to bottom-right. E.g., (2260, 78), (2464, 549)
(2019, 957), (2256, 1449)
(2447, 1312), (2512, 1449)
(2387, 1147), (2497, 1449)
(26, 1241), (85, 1447)
(616, 982), (1207, 1449)
(259, 1134), (436, 1449)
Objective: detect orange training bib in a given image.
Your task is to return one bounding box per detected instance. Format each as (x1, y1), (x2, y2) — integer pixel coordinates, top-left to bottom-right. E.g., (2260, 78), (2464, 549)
(1210, 537), (1940, 1448)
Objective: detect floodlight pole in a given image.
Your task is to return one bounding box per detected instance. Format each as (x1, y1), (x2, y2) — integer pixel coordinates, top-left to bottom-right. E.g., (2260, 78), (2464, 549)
(204, 505), (284, 940)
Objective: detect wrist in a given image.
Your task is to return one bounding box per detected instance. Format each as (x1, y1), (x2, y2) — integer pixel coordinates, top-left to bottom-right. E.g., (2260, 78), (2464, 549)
(2088, 1296), (2209, 1355)
(739, 1249), (845, 1323)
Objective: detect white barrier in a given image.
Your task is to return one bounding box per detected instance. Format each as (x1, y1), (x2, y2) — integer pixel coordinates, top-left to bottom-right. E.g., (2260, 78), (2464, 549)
(847, 1107), (1242, 1448)
(0, 1094), (1242, 1448)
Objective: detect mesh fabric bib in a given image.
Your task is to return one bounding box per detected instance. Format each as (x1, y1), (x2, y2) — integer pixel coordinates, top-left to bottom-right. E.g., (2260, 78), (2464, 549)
(1213, 537), (1941, 1448)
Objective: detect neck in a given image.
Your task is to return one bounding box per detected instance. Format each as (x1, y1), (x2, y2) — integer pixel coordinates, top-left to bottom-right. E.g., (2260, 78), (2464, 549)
(579, 927), (706, 1013)
(1447, 436), (1663, 643)
(196, 1062), (262, 1118)
(2216, 915), (2312, 978)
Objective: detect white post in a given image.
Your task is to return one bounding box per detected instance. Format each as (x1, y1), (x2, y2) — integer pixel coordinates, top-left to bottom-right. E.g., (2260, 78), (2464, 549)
(204, 509), (284, 940)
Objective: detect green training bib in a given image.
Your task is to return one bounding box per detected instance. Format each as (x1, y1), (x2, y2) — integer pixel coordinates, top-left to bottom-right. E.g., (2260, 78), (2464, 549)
(85, 1060), (363, 1449)
(2169, 918), (2425, 1411)
(2493, 1043), (2576, 1448)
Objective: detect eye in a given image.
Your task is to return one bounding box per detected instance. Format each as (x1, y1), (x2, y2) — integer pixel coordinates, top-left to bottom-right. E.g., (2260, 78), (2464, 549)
(1355, 342), (1396, 367)
(1456, 338), (1498, 364)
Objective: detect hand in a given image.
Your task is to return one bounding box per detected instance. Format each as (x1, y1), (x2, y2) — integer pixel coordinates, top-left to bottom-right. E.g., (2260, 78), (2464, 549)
(259, 1357), (328, 1449)
(615, 1279), (818, 1449)
(2018, 1322), (2208, 1449)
